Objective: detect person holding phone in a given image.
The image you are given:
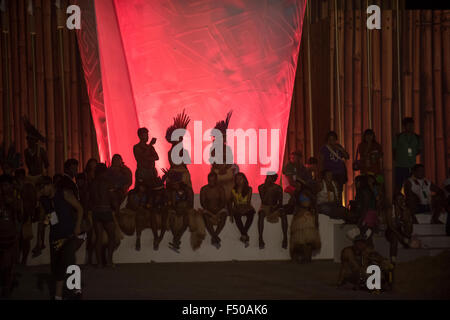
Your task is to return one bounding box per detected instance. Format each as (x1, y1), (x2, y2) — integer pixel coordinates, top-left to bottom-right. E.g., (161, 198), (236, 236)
(133, 127), (159, 188)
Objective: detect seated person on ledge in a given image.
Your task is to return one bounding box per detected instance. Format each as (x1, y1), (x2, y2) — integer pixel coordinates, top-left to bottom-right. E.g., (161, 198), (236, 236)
(200, 171), (228, 249)
(257, 173), (286, 250)
(316, 170), (347, 220)
(404, 164), (445, 224)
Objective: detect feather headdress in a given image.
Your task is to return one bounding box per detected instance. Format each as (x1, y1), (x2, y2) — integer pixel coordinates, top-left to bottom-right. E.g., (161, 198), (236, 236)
(214, 110), (233, 135)
(165, 109), (190, 144)
(23, 116), (46, 142)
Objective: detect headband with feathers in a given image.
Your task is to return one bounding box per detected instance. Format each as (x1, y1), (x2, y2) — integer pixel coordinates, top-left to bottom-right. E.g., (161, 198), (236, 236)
(165, 109), (190, 144)
(214, 110), (233, 135)
(23, 116), (46, 142)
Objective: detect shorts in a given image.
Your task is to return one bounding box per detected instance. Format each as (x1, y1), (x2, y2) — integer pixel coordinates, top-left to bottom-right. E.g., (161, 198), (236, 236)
(50, 238), (76, 281)
(92, 211), (114, 223)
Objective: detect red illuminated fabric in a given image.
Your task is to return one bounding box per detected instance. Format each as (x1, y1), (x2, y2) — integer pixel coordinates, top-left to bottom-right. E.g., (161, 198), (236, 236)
(81, 0), (306, 192)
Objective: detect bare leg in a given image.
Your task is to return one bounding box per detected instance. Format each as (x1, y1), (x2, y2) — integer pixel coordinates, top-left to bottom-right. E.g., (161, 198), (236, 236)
(257, 211), (265, 249)
(103, 222), (116, 266)
(280, 212), (288, 249)
(93, 221), (105, 268)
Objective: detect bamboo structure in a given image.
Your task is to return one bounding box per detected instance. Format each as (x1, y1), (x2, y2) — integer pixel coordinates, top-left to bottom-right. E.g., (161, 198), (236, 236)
(0, 1), (449, 200)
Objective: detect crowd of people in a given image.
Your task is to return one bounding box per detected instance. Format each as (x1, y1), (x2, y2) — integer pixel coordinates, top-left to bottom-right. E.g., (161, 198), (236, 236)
(0, 114), (449, 298)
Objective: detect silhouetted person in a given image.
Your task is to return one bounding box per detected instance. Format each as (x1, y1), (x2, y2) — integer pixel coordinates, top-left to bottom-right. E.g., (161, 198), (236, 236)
(89, 164), (117, 267)
(319, 131), (349, 203)
(200, 171), (227, 249)
(230, 172), (255, 247)
(257, 173), (285, 249)
(133, 128), (159, 188)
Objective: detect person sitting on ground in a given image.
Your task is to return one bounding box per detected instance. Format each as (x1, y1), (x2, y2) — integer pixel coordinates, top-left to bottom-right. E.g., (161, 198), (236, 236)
(230, 172), (255, 248)
(257, 173), (285, 249)
(404, 164), (445, 224)
(316, 170), (348, 220)
(200, 171), (227, 249)
(338, 229), (394, 291)
(289, 193), (321, 264)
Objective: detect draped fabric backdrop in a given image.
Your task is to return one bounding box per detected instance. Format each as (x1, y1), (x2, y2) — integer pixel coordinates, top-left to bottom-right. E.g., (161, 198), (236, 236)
(0, 0), (449, 202)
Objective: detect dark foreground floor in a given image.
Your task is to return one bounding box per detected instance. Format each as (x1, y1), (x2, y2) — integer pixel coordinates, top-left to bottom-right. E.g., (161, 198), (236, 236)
(8, 251), (450, 300)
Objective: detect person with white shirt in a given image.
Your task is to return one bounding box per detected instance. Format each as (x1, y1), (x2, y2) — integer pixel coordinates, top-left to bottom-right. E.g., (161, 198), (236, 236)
(404, 164), (444, 224)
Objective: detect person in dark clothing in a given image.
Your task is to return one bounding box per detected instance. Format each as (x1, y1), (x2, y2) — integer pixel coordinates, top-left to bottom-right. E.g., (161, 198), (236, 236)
(51, 159), (83, 300)
(31, 176), (54, 258)
(319, 131), (350, 203)
(0, 174), (20, 298)
(89, 163), (118, 267)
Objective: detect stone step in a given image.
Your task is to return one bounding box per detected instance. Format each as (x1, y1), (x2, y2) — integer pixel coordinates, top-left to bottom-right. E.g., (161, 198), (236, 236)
(415, 213), (448, 224)
(418, 236), (450, 249)
(413, 224), (447, 236)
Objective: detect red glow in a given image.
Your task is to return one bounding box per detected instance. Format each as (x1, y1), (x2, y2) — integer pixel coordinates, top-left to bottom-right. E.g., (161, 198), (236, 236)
(92, 0), (306, 192)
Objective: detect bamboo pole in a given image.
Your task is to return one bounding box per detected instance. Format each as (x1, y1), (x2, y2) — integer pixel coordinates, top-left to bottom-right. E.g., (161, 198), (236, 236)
(344, 0), (354, 201)
(329, 0), (335, 131)
(1, 0), (12, 147)
(412, 11), (421, 135)
(11, 0), (21, 150)
(56, 0), (68, 161)
(306, 1), (314, 157)
(402, 10), (413, 117)
(433, 10), (445, 186)
(42, 0), (56, 175)
(362, 1), (370, 131)
(366, 0), (373, 129)
(70, 32), (80, 162)
(354, 0), (363, 164)
(396, 0), (402, 129)
(443, 11), (450, 170)
(372, 14), (381, 139)
(295, 46), (305, 155)
(335, 0), (343, 142)
(302, 39), (312, 159)
(34, 0), (45, 137)
(421, 10), (435, 179)
(18, 0), (29, 152)
(0, 3), (3, 144)
(381, 9), (393, 203)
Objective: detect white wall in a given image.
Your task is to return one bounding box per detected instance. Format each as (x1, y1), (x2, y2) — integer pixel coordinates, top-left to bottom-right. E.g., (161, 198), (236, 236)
(27, 194), (341, 266)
